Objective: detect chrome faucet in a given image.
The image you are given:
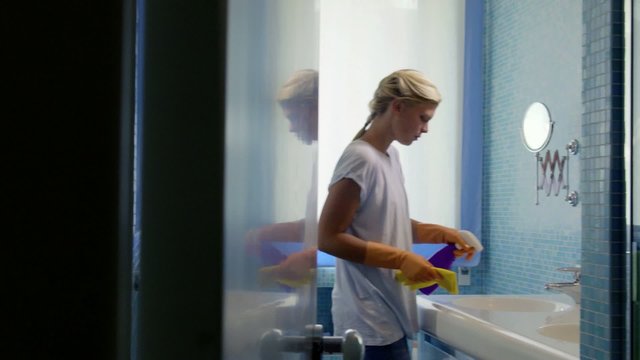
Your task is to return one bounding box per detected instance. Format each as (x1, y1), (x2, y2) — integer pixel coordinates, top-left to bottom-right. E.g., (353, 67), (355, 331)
(544, 266), (581, 305)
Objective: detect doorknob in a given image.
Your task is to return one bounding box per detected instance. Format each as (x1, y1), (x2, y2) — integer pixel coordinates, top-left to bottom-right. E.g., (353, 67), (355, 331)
(340, 329), (365, 360)
(260, 324), (364, 360)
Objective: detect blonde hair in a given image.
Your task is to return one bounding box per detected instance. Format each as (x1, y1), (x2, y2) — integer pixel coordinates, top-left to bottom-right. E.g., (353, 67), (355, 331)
(353, 69), (441, 140)
(276, 69), (318, 106)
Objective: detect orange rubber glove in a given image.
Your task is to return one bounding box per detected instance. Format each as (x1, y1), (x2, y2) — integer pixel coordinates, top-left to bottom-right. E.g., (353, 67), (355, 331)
(363, 241), (441, 282)
(415, 223), (475, 260)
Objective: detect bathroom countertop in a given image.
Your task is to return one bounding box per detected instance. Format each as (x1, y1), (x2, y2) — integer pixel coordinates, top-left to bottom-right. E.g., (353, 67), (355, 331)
(417, 294), (579, 360)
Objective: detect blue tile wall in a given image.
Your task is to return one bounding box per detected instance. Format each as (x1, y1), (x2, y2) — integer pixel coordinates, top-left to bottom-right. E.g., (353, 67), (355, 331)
(580, 1), (627, 359)
(318, 268), (341, 360)
(317, 268), (335, 338)
(482, 0), (582, 296)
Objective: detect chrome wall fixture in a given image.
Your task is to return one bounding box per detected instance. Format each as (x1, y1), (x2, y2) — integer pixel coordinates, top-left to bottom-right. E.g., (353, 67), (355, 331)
(521, 102), (579, 207)
(534, 140), (579, 206)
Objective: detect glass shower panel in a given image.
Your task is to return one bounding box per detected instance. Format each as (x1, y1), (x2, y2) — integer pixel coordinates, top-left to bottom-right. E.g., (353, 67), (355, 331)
(223, 1), (319, 359)
(631, 1), (639, 358)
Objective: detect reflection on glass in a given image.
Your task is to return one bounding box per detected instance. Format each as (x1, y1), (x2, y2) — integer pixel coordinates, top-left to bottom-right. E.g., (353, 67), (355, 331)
(631, 0), (639, 355)
(246, 69), (319, 291)
(223, 2), (319, 359)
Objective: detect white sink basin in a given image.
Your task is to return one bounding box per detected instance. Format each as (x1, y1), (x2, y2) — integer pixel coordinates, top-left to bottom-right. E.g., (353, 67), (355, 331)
(538, 323), (580, 343)
(418, 295), (579, 360)
(452, 296), (571, 312)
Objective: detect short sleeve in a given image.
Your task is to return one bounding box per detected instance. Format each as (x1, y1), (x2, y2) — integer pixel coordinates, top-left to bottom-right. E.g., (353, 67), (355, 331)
(329, 143), (377, 204)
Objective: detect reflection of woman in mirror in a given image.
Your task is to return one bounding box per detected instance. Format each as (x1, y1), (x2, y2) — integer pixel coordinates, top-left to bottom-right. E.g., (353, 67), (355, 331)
(246, 69), (319, 284)
(318, 69), (475, 359)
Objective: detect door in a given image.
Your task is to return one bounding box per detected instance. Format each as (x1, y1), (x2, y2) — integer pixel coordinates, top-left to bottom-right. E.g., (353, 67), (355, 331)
(133, 1), (228, 359)
(133, 1), (322, 358)
(631, 1), (639, 358)
(223, 1), (320, 359)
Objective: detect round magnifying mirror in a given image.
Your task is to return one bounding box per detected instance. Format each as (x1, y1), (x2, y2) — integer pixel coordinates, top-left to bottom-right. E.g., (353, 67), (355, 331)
(521, 102), (553, 152)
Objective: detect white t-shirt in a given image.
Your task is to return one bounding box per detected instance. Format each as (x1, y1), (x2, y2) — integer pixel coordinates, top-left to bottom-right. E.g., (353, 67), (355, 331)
(329, 140), (417, 345)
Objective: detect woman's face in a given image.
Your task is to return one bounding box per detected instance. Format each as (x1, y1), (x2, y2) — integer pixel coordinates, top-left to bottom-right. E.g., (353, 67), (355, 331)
(282, 102), (318, 145)
(393, 101), (438, 145)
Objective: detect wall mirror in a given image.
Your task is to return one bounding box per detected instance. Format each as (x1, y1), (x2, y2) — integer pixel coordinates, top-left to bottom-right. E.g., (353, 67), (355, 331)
(521, 102), (553, 152)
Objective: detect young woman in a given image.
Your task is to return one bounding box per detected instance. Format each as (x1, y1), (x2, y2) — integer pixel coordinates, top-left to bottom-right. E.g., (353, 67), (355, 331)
(318, 69), (474, 359)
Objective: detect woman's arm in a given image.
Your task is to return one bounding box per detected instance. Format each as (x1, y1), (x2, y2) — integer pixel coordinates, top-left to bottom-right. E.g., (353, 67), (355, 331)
(318, 178), (367, 263)
(319, 178), (440, 281)
(245, 219), (304, 256)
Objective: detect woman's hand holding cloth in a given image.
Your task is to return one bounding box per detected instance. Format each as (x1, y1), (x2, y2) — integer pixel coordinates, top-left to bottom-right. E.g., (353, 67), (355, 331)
(363, 241), (442, 282)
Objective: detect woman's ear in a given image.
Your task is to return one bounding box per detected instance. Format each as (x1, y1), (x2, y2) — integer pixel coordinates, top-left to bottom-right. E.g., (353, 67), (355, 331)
(391, 99), (403, 113)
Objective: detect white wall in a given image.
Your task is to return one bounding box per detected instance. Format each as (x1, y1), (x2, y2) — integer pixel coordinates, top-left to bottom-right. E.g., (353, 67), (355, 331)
(318, 0), (465, 226)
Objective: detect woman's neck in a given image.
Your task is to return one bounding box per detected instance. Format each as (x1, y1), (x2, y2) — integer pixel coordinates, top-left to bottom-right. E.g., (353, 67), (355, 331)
(358, 115), (394, 154)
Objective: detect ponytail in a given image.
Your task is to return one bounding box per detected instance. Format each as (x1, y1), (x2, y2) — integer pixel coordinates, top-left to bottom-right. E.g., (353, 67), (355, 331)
(353, 113), (376, 140)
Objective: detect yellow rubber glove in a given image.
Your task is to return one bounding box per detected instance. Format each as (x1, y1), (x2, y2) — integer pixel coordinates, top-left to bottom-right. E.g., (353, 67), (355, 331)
(363, 241), (441, 282)
(259, 265), (315, 288)
(258, 249), (317, 288)
(395, 268), (459, 294)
